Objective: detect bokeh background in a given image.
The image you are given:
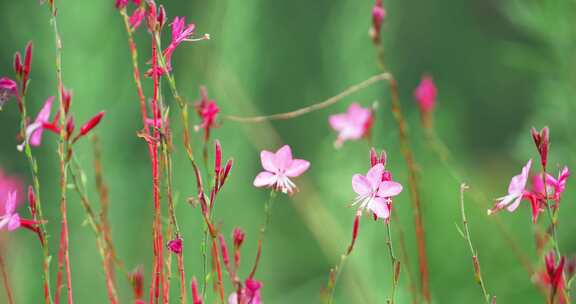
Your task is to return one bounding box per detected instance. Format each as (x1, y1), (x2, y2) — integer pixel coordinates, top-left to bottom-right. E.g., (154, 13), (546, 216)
(1, 0), (575, 303)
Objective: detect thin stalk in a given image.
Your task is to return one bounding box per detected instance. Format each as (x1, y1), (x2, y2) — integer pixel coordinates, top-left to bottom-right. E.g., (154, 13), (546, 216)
(248, 190), (277, 279)
(19, 83), (53, 304)
(0, 251), (14, 304)
(385, 220), (399, 304)
(374, 42), (430, 302)
(47, 1), (73, 302)
(222, 73), (391, 123)
(391, 212), (418, 304)
(459, 184), (491, 303)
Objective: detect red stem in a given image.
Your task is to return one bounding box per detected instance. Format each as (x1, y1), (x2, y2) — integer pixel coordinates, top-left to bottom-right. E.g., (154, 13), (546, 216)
(0, 251), (14, 304)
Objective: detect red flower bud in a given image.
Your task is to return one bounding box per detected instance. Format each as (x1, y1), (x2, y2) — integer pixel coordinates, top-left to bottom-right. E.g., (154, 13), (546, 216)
(157, 5), (166, 29)
(191, 277), (202, 304)
(14, 52), (23, 78)
(62, 87), (72, 114)
(233, 227), (245, 249)
(22, 42), (33, 92)
(130, 266), (144, 299)
(28, 186), (36, 217)
(75, 111), (105, 142)
(167, 237), (183, 254)
(531, 127), (549, 169)
(214, 140), (222, 174)
(66, 117), (75, 139)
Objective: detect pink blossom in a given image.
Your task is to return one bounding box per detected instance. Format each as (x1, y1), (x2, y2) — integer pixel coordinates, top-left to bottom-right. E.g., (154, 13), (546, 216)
(167, 237), (183, 254)
(0, 77), (18, 109)
(195, 87), (220, 141)
(253, 145), (310, 194)
(163, 17), (196, 71)
(488, 160), (532, 215)
(352, 163), (403, 220)
(0, 191), (20, 231)
(228, 279), (262, 304)
(546, 166), (570, 203)
(369, 0), (386, 43)
(129, 7), (146, 30)
(414, 75), (437, 115)
(328, 103), (373, 147)
(0, 171), (23, 215)
(17, 97), (54, 151)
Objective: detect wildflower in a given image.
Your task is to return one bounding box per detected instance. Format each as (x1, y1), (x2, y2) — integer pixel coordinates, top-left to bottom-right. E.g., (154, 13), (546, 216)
(129, 7), (146, 31)
(352, 163), (403, 220)
(328, 103), (373, 148)
(0, 77), (18, 109)
(17, 97), (54, 151)
(531, 127), (549, 169)
(194, 87), (220, 141)
(0, 170), (23, 215)
(369, 0), (386, 44)
(488, 160), (532, 215)
(228, 278), (262, 304)
(253, 145), (310, 194)
(163, 17), (196, 71)
(0, 191), (20, 231)
(414, 75), (437, 125)
(167, 237), (183, 254)
(546, 166), (569, 203)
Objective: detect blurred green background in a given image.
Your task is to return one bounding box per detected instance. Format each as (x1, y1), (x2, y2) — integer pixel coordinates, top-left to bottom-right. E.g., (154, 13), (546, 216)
(1, 0), (575, 303)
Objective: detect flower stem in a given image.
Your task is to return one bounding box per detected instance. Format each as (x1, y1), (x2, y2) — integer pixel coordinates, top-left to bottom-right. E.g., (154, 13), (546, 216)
(459, 184), (491, 303)
(385, 220), (399, 304)
(249, 190), (277, 279)
(0, 250), (14, 304)
(373, 42), (430, 302)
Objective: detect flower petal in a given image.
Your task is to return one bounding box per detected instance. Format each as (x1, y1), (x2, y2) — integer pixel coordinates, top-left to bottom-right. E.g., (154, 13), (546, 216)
(7, 214), (20, 231)
(377, 181), (403, 198)
(366, 163), (385, 189)
(508, 159), (531, 194)
(274, 145), (293, 170)
(260, 151), (277, 173)
(5, 191), (17, 214)
(253, 171), (277, 188)
(352, 174), (372, 196)
(285, 159), (310, 177)
(506, 196), (523, 212)
(367, 197), (390, 219)
(328, 113), (349, 131)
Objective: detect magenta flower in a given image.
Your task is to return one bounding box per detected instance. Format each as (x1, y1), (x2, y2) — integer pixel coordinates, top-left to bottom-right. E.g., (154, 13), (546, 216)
(0, 191), (20, 231)
(253, 145), (310, 194)
(328, 103), (373, 148)
(0, 171), (23, 216)
(228, 278), (262, 304)
(352, 163), (403, 220)
(195, 87), (220, 141)
(17, 97), (54, 151)
(369, 0), (386, 43)
(414, 75), (437, 116)
(163, 17), (196, 71)
(488, 160), (532, 215)
(0, 77), (18, 109)
(546, 166), (570, 203)
(129, 7), (146, 31)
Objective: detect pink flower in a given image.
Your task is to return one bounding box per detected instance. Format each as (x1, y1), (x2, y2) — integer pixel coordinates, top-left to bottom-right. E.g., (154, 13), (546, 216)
(167, 237), (183, 254)
(352, 163), (403, 220)
(0, 77), (18, 109)
(369, 0), (386, 43)
(0, 191), (20, 231)
(129, 7), (146, 31)
(228, 279), (262, 304)
(414, 75), (437, 115)
(547, 166), (569, 203)
(17, 97), (54, 151)
(328, 103), (373, 148)
(195, 87), (220, 141)
(488, 160), (532, 215)
(163, 17), (196, 71)
(0, 170), (24, 215)
(253, 145), (310, 194)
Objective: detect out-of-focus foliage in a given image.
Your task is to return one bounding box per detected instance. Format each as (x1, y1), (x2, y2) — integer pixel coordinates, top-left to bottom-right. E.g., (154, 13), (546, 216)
(0, 0), (574, 303)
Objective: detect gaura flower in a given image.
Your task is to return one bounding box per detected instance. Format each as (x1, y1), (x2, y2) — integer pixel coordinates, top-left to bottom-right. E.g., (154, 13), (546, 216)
(17, 97), (54, 151)
(253, 145), (310, 194)
(328, 103), (373, 148)
(194, 87), (220, 141)
(546, 166), (570, 203)
(228, 278), (262, 304)
(163, 17), (196, 71)
(414, 74), (437, 116)
(0, 77), (18, 109)
(352, 163), (403, 220)
(488, 160), (532, 215)
(0, 191), (20, 231)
